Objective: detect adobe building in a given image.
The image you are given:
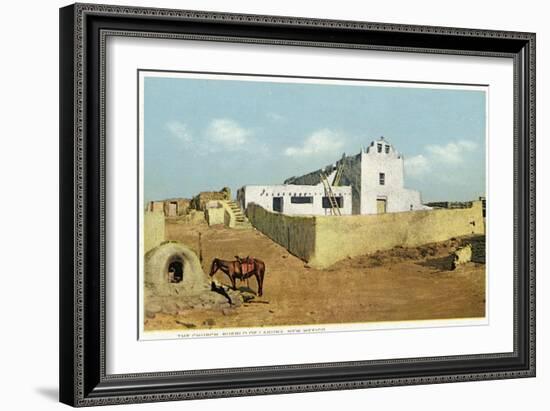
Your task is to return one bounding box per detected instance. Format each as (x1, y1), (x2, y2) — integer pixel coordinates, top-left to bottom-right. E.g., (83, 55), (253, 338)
(190, 187), (231, 210)
(146, 198), (191, 217)
(238, 137), (428, 216)
(237, 184), (352, 216)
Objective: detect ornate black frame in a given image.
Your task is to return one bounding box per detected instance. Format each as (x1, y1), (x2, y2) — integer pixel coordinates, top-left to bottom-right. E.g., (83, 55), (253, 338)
(59, 3), (536, 407)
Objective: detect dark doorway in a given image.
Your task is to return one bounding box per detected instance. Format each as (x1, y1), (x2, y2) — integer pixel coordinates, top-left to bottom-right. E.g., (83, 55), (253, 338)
(273, 197), (283, 212)
(168, 201), (178, 216)
(168, 259), (184, 283)
(376, 198), (387, 214)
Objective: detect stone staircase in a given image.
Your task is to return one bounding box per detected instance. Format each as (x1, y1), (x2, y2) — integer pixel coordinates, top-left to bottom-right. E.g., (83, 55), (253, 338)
(227, 200), (253, 229)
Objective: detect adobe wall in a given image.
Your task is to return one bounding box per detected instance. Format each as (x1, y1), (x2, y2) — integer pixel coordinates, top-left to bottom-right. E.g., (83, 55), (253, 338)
(147, 199), (191, 216)
(164, 198), (191, 217)
(144, 211), (165, 254)
(247, 201), (485, 269)
(311, 201), (485, 268)
(220, 201), (237, 228)
(247, 203), (317, 262)
(149, 201), (164, 213)
(206, 208), (225, 225)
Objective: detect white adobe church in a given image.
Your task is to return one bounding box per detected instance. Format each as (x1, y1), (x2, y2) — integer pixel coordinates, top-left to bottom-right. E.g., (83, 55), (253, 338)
(237, 137), (429, 216)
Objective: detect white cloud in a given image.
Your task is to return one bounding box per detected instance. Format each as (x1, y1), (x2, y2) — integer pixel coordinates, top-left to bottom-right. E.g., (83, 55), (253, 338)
(284, 129), (345, 157)
(457, 140), (477, 150)
(404, 139), (479, 180)
(405, 154), (431, 177)
(166, 121), (193, 142)
(426, 140), (478, 165)
(206, 118), (251, 148)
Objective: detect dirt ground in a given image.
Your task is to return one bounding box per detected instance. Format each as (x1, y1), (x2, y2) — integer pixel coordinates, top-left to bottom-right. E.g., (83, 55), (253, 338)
(144, 220), (485, 332)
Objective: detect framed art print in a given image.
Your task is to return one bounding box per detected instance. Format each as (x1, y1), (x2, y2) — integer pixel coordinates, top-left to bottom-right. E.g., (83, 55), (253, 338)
(59, 3), (535, 407)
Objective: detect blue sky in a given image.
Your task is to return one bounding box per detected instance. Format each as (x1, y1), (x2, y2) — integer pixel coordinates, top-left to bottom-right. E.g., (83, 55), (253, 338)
(143, 74), (486, 204)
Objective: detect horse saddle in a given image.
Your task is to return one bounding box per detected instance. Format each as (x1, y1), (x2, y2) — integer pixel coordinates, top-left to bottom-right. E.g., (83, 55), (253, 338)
(238, 256), (255, 275)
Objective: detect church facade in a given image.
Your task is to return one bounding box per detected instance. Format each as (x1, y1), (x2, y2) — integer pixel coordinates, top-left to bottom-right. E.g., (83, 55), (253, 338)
(238, 137), (429, 216)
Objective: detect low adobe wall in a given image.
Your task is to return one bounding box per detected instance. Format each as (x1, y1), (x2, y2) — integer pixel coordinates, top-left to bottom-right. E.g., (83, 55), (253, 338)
(205, 200), (237, 227)
(247, 203), (317, 262)
(247, 201), (484, 269)
(144, 211), (165, 254)
(311, 201), (485, 268)
(205, 206), (225, 226)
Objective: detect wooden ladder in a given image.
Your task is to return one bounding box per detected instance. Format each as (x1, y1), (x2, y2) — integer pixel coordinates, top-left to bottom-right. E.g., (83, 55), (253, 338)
(320, 172), (342, 216)
(332, 158), (345, 186)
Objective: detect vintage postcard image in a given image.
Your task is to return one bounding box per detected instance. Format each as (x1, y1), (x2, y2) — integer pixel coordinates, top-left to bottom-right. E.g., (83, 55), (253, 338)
(138, 71), (487, 340)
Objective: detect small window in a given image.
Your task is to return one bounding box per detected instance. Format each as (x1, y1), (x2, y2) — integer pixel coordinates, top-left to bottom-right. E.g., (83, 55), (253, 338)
(290, 196), (313, 204)
(379, 173), (385, 185)
(377, 143), (382, 153)
(322, 196), (344, 208)
(385, 144), (390, 154)
(273, 197), (283, 212)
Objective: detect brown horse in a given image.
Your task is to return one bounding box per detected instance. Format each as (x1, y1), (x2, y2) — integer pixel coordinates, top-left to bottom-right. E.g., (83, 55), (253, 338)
(209, 257), (265, 296)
